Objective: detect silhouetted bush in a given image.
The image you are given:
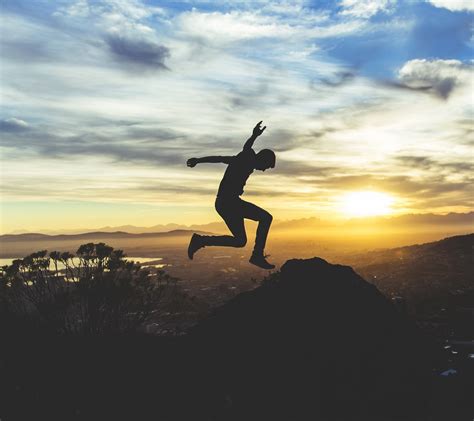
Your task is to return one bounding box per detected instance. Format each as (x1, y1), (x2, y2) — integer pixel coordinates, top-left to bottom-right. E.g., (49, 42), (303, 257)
(0, 243), (179, 334)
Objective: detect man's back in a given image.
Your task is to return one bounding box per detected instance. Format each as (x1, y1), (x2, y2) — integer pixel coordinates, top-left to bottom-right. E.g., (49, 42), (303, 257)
(217, 148), (256, 197)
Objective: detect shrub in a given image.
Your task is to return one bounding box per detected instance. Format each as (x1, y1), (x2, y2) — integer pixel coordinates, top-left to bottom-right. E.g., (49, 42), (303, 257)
(0, 243), (179, 335)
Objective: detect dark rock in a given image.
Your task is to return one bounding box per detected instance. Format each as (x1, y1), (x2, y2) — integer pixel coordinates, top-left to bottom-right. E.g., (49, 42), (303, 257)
(189, 257), (429, 420)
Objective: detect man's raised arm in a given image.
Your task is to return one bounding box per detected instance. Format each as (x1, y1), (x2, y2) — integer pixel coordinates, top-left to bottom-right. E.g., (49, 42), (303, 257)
(243, 121), (266, 151)
(187, 156), (233, 167)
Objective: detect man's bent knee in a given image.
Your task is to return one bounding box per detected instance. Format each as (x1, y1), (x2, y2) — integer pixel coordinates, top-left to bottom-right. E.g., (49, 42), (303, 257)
(233, 236), (247, 247)
(260, 212), (273, 224)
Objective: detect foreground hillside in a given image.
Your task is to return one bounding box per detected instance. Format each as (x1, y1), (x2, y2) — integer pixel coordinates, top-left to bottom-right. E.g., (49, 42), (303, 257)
(187, 258), (430, 421)
(3, 257), (469, 420)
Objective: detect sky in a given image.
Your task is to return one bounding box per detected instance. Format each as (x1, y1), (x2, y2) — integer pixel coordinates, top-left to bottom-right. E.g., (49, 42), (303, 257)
(0, 0), (473, 233)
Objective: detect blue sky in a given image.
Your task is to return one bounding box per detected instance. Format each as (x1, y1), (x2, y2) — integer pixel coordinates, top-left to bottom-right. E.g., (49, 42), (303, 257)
(0, 0), (473, 232)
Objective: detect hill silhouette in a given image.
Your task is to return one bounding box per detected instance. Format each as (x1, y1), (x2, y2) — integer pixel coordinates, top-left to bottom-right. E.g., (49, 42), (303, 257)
(2, 257), (461, 421)
(351, 232), (473, 263)
(187, 257), (429, 420)
(344, 234), (473, 313)
(0, 229), (209, 242)
(0, 229), (212, 258)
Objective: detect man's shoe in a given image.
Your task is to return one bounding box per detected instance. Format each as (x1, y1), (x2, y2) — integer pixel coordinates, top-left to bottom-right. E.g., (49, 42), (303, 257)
(188, 233), (204, 260)
(249, 253), (275, 270)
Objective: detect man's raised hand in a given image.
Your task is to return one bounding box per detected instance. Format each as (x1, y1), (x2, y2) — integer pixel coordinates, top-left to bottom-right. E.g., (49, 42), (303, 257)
(252, 121), (266, 137)
(187, 158), (198, 167)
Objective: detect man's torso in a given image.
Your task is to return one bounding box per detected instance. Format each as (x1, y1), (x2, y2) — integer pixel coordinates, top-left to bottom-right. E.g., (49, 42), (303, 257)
(217, 148), (256, 197)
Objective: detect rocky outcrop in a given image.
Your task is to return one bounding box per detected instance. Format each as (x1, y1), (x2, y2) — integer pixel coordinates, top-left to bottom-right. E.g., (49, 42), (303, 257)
(189, 257), (429, 420)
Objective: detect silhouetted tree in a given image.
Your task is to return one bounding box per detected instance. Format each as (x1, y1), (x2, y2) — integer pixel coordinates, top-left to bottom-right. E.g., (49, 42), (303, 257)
(0, 243), (179, 334)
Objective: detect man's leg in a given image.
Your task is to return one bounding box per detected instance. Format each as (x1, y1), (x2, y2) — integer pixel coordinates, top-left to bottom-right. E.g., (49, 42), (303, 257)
(201, 212), (247, 248)
(239, 200), (274, 269)
(188, 200), (247, 259)
(239, 200), (273, 254)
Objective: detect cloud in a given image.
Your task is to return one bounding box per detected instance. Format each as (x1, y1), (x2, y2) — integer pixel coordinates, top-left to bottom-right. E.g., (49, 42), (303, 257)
(56, 0), (165, 23)
(339, 0), (396, 18)
(319, 70), (356, 87)
(394, 155), (474, 173)
(394, 155), (435, 169)
(398, 59), (473, 99)
(427, 0), (474, 12)
(176, 8), (365, 46)
(272, 159), (338, 178)
(319, 173), (473, 204)
(375, 80), (432, 94)
(55, 0), (170, 72)
(0, 124), (186, 166)
(0, 118), (30, 132)
(177, 10), (295, 43)
(1, 38), (53, 63)
(105, 35), (170, 70)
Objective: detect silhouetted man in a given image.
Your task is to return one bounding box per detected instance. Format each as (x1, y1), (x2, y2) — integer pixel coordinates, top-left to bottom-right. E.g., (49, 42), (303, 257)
(187, 121), (276, 269)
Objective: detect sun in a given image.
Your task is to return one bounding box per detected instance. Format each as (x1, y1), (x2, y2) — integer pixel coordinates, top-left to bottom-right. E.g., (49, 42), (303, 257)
(340, 191), (395, 218)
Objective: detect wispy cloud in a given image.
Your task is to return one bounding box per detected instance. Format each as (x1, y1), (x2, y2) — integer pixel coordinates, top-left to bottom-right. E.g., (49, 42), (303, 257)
(105, 34), (170, 70)
(339, 0), (396, 18)
(0, 118), (30, 132)
(1, 123), (186, 165)
(398, 59), (473, 99)
(427, 0), (474, 12)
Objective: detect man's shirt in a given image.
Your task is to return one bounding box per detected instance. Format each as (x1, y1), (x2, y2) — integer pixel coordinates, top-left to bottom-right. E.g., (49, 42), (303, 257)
(217, 148), (256, 198)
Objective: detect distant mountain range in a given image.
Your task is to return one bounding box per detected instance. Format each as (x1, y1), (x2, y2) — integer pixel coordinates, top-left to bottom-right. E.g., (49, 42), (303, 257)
(0, 229), (210, 243)
(0, 229), (211, 258)
(6, 211), (473, 235)
(275, 211), (474, 231)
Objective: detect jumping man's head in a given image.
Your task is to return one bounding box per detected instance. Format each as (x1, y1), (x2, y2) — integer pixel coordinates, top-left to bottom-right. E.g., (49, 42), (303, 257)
(255, 149), (276, 171)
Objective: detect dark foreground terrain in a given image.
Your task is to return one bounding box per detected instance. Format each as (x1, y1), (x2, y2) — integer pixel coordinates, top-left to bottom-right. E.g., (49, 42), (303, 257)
(1, 257), (472, 421)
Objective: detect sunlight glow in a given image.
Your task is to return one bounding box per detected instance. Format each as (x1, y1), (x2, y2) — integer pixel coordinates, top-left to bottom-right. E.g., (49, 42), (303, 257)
(340, 191), (395, 217)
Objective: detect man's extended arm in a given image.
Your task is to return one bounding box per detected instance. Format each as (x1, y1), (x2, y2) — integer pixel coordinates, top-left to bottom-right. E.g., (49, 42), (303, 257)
(243, 121), (266, 151)
(187, 156), (233, 167)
